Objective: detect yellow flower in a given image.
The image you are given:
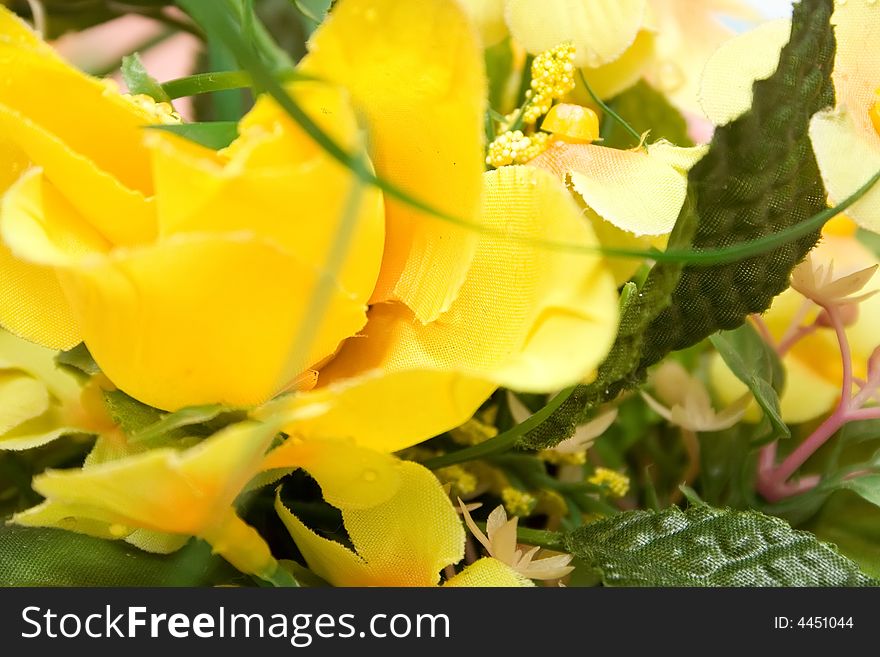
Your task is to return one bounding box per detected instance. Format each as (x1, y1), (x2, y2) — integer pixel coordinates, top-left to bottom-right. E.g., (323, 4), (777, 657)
(712, 221), (880, 424)
(459, 500), (575, 580)
(0, 1), (618, 454)
(0, 328), (111, 449)
(699, 4), (880, 231)
(502, 0), (756, 102)
(277, 460), (532, 586)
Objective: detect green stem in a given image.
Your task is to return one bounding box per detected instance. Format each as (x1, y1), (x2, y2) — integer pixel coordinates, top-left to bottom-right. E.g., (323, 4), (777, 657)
(475, 521), (564, 551)
(579, 70), (641, 145)
(423, 387), (576, 470)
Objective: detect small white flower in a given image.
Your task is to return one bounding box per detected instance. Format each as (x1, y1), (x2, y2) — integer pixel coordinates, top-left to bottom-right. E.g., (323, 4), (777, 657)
(642, 361), (748, 433)
(790, 253), (878, 309)
(458, 500), (575, 581)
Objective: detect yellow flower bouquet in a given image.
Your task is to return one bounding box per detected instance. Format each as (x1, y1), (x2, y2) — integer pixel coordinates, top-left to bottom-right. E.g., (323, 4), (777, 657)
(0, 0), (879, 591)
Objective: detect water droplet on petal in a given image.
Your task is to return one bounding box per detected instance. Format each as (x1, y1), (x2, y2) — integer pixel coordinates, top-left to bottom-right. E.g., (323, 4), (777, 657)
(363, 469), (377, 482)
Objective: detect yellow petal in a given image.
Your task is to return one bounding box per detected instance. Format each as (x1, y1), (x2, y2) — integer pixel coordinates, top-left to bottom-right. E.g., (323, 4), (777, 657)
(149, 82), (385, 303)
(25, 420), (276, 535)
(529, 142), (688, 236)
(644, 0), (754, 113)
(0, 104), (157, 246)
(0, 240), (80, 349)
(0, 17), (160, 195)
(0, 371), (48, 434)
(0, 328), (82, 402)
(456, 0), (509, 46)
(302, 0), (486, 323)
(57, 233), (366, 410)
(505, 0), (647, 68)
(444, 557), (535, 587)
(277, 461), (464, 587)
(262, 437), (403, 510)
(809, 108), (880, 233)
(577, 29), (656, 100)
(698, 19), (790, 126)
(270, 369), (495, 453)
(827, 0), (880, 145)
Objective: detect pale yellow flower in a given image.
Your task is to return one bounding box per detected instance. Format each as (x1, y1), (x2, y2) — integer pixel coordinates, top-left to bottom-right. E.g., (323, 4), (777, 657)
(459, 501), (575, 580)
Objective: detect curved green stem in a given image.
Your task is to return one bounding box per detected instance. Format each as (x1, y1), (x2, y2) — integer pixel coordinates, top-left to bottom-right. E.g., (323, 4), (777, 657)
(579, 70), (641, 145)
(422, 388), (576, 470)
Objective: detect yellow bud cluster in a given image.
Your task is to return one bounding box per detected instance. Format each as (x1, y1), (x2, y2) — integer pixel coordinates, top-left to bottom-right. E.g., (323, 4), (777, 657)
(486, 130), (550, 167)
(501, 486), (537, 517)
(523, 42), (576, 125)
(122, 93), (182, 125)
(450, 418), (499, 445)
(436, 465), (478, 498)
(588, 467), (630, 498)
(538, 449), (587, 466)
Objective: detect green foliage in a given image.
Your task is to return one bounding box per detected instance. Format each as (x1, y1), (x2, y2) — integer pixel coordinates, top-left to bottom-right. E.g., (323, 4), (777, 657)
(564, 505), (878, 586)
(806, 491), (880, 578)
(711, 323), (788, 442)
(0, 525), (241, 586)
(485, 38), (514, 114)
(121, 53), (171, 103)
(521, 0), (836, 449)
(55, 343), (100, 377)
(603, 80), (694, 149)
(148, 122), (240, 149)
(840, 474), (880, 508)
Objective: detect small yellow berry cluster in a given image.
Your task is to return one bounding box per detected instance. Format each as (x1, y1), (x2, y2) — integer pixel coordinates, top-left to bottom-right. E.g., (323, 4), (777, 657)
(501, 486), (538, 517)
(436, 465), (478, 498)
(485, 130), (550, 168)
(450, 417), (499, 446)
(523, 42), (577, 124)
(588, 467), (630, 498)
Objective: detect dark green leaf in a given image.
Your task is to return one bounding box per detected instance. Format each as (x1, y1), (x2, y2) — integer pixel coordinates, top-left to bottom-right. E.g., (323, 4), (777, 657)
(147, 122), (239, 149)
(121, 53), (171, 103)
(603, 80), (694, 149)
(522, 0), (836, 448)
(485, 37), (514, 114)
(711, 323), (788, 441)
(564, 505), (878, 586)
(131, 404), (246, 445)
(0, 525), (240, 586)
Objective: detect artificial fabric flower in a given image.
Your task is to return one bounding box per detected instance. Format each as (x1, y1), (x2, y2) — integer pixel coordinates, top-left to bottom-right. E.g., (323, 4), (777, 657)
(0, 328), (109, 449)
(459, 500), (575, 580)
(493, 0), (756, 102)
(0, 1), (619, 454)
(712, 218), (880, 424)
(277, 460), (533, 586)
(699, 3), (880, 231)
(12, 401), (407, 579)
(643, 360), (748, 432)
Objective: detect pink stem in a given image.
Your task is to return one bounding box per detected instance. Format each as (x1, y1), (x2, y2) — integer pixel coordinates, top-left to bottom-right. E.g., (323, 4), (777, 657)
(758, 303), (863, 501)
(750, 314), (775, 347)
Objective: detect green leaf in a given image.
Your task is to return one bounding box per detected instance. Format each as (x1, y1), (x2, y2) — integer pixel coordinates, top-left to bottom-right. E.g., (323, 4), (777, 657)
(101, 389), (165, 437)
(839, 474), (880, 508)
(0, 525), (241, 586)
(147, 122), (239, 149)
(521, 0), (836, 449)
(55, 342), (100, 377)
(710, 323), (788, 442)
(485, 37), (514, 114)
(805, 490), (880, 578)
(131, 404), (247, 445)
(121, 53), (172, 103)
(603, 80), (694, 149)
(564, 505), (878, 586)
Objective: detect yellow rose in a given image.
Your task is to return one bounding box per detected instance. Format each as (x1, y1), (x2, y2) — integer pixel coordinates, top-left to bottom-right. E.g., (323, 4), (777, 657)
(0, 0), (618, 452)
